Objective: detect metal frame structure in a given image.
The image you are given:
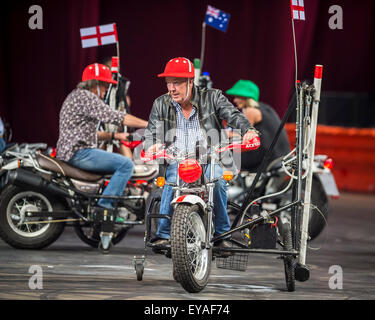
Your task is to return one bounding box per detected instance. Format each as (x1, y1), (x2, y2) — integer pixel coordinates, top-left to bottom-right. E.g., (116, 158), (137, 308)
(209, 65), (323, 281)
(140, 65), (323, 286)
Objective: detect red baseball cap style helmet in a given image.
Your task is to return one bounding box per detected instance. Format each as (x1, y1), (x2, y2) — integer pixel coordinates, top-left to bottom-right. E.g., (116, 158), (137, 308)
(157, 57), (195, 78)
(82, 63), (117, 84)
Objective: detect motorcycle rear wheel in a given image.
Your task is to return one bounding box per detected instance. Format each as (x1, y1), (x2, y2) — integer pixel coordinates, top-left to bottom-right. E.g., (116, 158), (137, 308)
(277, 176), (328, 241)
(0, 185), (65, 249)
(171, 204), (211, 293)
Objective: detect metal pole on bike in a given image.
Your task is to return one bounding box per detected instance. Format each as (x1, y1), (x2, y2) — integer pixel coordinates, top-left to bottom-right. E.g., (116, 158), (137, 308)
(291, 81), (305, 251)
(231, 98), (296, 229)
(299, 65), (323, 267)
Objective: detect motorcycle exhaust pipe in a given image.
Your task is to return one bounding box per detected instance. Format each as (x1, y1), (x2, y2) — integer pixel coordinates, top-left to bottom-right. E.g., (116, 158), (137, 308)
(8, 168), (73, 198)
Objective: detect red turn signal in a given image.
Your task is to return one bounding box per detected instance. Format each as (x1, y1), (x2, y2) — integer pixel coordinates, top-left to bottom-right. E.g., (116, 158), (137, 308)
(323, 158), (334, 170)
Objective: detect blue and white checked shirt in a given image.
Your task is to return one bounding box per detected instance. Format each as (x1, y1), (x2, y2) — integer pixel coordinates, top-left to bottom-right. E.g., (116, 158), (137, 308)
(172, 100), (205, 154)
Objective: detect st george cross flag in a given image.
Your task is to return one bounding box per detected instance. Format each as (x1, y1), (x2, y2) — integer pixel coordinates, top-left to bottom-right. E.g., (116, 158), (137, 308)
(204, 5), (230, 32)
(80, 23), (118, 48)
(290, 0), (305, 21)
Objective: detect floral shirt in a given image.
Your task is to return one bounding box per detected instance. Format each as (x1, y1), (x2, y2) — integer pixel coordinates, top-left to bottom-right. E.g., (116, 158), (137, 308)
(56, 88), (125, 162)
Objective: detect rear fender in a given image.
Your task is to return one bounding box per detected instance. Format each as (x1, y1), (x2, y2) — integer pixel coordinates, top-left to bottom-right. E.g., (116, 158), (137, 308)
(313, 171), (340, 198)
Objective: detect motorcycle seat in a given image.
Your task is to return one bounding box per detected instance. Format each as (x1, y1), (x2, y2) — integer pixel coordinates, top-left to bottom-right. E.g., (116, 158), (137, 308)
(35, 153), (104, 182)
(130, 164), (159, 180)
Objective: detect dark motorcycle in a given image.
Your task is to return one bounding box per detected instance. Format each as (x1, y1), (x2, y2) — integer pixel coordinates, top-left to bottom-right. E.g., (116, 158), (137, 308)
(226, 151), (339, 241)
(0, 143), (50, 190)
(0, 141), (158, 253)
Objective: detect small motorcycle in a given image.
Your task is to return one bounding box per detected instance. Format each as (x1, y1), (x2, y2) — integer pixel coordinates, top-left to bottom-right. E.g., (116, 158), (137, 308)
(139, 137), (261, 292)
(0, 141), (158, 253)
(226, 153), (339, 241)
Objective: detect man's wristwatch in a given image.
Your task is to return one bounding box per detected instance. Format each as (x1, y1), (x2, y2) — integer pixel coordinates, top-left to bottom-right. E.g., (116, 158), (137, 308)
(245, 128), (260, 136)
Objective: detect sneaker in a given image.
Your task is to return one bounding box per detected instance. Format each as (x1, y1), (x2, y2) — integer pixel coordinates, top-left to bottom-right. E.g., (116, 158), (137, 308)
(150, 237), (170, 246)
(115, 208), (129, 223)
(150, 237), (170, 254)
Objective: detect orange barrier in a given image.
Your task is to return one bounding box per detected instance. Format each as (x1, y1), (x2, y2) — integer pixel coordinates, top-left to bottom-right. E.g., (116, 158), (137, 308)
(285, 124), (375, 193)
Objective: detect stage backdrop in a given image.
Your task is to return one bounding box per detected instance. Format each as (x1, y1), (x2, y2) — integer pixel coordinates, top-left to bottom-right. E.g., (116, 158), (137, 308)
(0, 0), (374, 147)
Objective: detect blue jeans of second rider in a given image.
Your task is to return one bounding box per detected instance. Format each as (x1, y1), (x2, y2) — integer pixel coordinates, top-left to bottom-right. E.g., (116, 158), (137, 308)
(69, 148), (134, 209)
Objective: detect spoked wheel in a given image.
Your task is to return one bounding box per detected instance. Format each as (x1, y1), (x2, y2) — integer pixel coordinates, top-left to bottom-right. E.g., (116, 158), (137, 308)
(282, 223), (296, 292)
(0, 185), (65, 249)
(171, 204), (211, 293)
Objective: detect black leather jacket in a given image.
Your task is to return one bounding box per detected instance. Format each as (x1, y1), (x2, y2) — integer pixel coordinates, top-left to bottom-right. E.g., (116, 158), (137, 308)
(144, 85), (255, 149)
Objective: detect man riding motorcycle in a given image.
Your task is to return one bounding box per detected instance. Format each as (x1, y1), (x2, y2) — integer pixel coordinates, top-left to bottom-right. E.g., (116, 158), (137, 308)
(56, 63), (148, 211)
(144, 57), (259, 250)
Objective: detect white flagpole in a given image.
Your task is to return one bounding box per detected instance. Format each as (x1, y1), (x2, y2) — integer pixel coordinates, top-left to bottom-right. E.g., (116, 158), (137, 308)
(291, 15), (299, 95)
(116, 41), (120, 76)
(199, 22), (207, 78)
(299, 65), (323, 266)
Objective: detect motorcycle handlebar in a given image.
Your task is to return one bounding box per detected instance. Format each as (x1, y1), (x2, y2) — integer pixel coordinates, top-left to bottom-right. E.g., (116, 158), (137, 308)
(140, 137), (261, 162)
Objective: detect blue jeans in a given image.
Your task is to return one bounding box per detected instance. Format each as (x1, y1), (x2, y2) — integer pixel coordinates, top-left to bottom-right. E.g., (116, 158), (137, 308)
(156, 162), (230, 239)
(0, 138), (6, 153)
(69, 148), (134, 209)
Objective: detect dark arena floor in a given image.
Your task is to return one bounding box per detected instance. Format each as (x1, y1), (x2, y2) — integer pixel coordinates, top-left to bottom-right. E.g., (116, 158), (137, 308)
(0, 192), (374, 302)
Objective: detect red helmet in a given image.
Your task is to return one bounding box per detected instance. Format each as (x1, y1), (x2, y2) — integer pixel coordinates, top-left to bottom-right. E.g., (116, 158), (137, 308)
(157, 57), (195, 78)
(82, 63), (117, 84)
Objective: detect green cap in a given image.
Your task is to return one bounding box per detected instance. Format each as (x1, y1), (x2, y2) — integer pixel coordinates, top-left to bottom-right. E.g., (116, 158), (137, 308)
(226, 80), (260, 101)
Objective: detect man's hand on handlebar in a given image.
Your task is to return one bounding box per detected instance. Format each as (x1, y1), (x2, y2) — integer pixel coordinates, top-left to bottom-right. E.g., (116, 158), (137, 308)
(115, 132), (130, 141)
(146, 143), (164, 154)
(242, 129), (259, 144)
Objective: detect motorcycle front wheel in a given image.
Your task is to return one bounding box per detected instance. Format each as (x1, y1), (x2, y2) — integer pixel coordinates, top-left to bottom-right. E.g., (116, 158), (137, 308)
(170, 204), (211, 293)
(0, 185), (65, 249)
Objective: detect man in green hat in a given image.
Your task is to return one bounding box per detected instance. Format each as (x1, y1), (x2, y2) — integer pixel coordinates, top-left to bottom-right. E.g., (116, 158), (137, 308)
(226, 80), (290, 171)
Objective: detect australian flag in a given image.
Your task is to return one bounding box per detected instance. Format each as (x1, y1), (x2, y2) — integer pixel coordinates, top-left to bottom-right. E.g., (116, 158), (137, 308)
(204, 5), (230, 32)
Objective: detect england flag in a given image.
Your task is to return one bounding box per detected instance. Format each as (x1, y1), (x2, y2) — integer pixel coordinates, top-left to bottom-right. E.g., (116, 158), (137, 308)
(290, 0), (305, 21)
(80, 23), (118, 48)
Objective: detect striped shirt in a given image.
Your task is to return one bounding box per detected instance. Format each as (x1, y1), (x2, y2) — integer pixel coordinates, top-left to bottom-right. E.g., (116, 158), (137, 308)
(173, 100), (204, 154)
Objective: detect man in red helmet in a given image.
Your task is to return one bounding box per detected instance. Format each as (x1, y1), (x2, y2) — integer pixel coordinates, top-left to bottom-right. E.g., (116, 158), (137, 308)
(145, 57), (258, 251)
(56, 63), (148, 210)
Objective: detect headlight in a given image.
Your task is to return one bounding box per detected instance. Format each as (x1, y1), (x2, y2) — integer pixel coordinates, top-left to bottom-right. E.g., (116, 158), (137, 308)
(178, 159), (202, 184)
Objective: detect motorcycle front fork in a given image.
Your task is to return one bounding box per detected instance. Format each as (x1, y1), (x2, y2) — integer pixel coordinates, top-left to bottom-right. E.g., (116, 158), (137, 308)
(204, 163), (215, 250)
